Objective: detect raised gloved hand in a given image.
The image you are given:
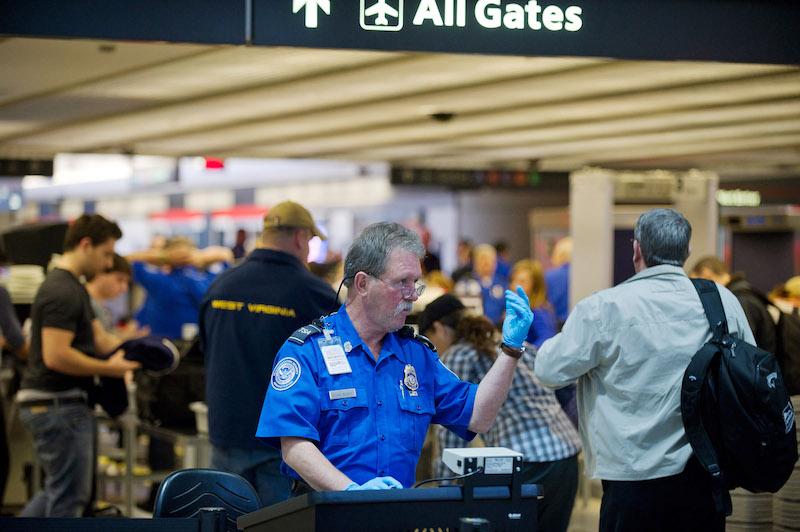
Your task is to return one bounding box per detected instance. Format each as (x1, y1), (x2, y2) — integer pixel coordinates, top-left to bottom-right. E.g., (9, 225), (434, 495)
(502, 286), (534, 349)
(345, 476), (403, 490)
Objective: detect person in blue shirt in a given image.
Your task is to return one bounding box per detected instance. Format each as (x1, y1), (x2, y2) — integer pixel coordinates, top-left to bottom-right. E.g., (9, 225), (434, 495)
(256, 222), (533, 491)
(544, 237), (572, 327)
(493, 240), (511, 280)
(128, 238), (232, 339)
(509, 259), (557, 349)
(454, 244), (508, 327)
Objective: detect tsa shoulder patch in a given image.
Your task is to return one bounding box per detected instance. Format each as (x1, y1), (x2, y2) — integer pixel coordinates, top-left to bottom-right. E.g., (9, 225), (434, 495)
(288, 322), (324, 345)
(271, 357), (302, 391)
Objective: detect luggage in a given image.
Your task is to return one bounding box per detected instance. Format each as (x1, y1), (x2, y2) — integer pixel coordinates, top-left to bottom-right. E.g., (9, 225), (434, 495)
(135, 339), (204, 430)
(681, 279), (798, 515)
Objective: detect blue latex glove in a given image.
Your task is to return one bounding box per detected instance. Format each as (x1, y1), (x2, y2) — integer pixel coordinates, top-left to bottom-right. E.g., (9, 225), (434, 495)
(345, 476), (403, 490)
(502, 286), (534, 349)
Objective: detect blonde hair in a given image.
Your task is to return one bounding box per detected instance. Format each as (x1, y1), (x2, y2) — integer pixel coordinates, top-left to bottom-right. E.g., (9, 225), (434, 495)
(785, 276), (800, 298)
(473, 244), (497, 262)
(551, 237), (572, 266)
(425, 270), (454, 291)
(510, 259), (548, 308)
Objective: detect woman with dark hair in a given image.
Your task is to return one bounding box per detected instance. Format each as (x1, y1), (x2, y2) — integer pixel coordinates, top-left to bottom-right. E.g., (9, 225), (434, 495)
(418, 294), (582, 532)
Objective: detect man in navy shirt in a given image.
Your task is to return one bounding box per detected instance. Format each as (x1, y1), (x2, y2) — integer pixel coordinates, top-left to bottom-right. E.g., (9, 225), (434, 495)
(201, 201), (337, 505)
(256, 222), (532, 491)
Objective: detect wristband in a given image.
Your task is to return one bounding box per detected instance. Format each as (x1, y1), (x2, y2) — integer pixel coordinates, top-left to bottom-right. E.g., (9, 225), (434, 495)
(500, 343), (524, 359)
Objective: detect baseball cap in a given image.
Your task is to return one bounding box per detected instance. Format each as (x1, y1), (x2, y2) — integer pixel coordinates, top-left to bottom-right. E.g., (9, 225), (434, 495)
(263, 201), (327, 240)
(121, 335), (180, 375)
(418, 294), (466, 335)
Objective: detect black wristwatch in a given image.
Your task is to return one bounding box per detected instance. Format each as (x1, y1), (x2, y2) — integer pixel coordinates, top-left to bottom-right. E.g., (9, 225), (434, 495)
(500, 343), (524, 359)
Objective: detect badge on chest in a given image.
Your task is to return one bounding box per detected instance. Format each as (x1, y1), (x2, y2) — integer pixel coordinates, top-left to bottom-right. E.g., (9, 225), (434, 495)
(318, 329), (352, 376)
(403, 364), (419, 397)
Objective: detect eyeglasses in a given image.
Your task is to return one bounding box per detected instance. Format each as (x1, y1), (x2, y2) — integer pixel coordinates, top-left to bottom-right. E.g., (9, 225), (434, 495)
(367, 273), (426, 298)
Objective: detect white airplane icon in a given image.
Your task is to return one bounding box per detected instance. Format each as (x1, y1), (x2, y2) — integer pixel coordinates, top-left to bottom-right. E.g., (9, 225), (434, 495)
(364, 0), (399, 26)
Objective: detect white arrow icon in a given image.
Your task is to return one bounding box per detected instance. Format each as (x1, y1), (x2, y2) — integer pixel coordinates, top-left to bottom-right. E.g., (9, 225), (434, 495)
(293, 0), (331, 29)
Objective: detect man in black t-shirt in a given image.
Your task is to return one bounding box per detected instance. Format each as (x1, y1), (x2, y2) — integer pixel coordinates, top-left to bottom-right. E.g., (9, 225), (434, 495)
(17, 214), (140, 517)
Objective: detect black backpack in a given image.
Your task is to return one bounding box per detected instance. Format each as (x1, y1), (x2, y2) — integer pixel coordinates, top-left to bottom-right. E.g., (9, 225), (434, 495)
(681, 279), (798, 516)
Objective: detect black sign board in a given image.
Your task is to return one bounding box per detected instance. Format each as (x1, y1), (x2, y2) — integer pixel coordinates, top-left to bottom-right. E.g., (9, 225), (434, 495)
(253, 0), (800, 65)
(391, 167), (568, 190)
(0, 0), (245, 44)
(1, 1), (798, 65)
(0, 159), (53, 177)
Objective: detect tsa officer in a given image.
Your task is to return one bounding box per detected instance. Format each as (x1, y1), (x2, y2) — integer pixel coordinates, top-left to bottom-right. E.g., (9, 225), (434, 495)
(256, 222), (533, 491)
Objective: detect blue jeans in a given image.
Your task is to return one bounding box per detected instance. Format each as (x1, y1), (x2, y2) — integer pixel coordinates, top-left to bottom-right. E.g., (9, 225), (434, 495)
(211, 445), (291, 507)
(19, 402), (95, 517)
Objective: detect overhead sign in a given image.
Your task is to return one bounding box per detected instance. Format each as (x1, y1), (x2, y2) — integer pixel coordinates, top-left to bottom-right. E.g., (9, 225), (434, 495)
(0, 0), (245, 44)
(391, 167), (568, 190)
(0, 159), (53, 177)
(253, 0), (800, 65)
(292, 0), (584, 32)
(1, 1), (798, 64)
(716, 189), (762, 207)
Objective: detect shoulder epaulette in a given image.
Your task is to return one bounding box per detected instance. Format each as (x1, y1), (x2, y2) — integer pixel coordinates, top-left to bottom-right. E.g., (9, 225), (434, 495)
(397, 325), (437, 352)
(288, 320), (324, 345)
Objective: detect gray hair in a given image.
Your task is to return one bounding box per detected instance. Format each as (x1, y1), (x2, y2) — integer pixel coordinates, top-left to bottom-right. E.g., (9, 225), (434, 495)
(343, 222), (425, 287)
(633, 208), (692, 267)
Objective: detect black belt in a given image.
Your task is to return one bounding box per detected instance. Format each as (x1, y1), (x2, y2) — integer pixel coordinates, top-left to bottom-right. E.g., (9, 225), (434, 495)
(20, 396), (86, 408)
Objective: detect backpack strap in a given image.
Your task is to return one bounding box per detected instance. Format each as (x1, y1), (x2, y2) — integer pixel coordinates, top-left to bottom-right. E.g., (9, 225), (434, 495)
(691, 278), (729, 341)
(681, 342), (732, 516)
(685, 278), (733, 515)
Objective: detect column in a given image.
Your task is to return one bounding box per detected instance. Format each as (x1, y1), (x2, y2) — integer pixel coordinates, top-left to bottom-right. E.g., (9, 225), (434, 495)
(569, 168), (615, 310)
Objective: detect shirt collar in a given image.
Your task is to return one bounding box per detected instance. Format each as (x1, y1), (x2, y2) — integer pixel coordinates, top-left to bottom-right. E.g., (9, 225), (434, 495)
(622, 264), (687, 284)
(248, 248), (303, 268)
(331, 305), (408, 363)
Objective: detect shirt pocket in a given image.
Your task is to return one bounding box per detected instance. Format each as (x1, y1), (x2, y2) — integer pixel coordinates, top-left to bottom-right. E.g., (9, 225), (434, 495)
(395, 386), (436, 453)
(319, 388), (369, 447)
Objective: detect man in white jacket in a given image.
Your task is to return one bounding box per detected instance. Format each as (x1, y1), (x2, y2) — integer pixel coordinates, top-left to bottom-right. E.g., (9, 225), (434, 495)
(535, 208), (754, 532)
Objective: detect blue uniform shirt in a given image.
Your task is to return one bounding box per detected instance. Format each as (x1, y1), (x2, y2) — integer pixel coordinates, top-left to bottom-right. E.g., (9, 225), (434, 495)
(133, 262), (220, 338)
(544, 263), (570, 323)
(256, 305), (478, 488)
(526, 306), (558, 348)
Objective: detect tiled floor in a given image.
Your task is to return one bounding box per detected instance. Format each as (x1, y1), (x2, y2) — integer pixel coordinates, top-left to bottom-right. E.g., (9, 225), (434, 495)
(568, 497), (601, 532)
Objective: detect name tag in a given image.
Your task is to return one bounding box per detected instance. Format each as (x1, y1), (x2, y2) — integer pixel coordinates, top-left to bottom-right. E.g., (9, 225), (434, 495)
(329, 388), (357, 400)
(321, 344), (352, 375)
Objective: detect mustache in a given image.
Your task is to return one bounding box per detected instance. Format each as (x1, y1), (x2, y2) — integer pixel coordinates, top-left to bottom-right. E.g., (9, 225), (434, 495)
(394, 301), (413, 315)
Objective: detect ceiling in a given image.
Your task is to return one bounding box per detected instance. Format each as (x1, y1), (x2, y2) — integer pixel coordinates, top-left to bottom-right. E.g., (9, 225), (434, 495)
(0, 37), (799, 182)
